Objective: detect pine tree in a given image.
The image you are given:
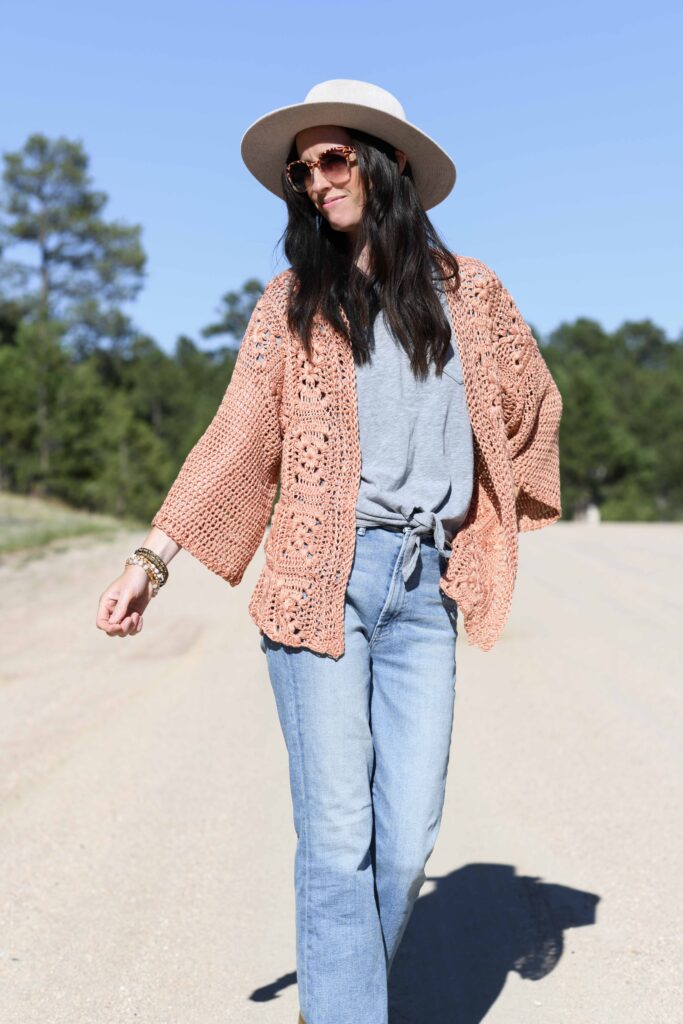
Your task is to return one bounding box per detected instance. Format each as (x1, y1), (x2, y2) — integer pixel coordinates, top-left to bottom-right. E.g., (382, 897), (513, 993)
(0, 133), (145, 356)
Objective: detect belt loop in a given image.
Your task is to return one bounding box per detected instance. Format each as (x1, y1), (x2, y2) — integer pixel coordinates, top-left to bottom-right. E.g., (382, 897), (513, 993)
(356, 525), (367, 536)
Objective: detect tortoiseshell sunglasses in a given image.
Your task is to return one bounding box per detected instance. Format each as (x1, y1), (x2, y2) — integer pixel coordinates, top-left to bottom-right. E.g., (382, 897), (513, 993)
(285, 145), (357, 194)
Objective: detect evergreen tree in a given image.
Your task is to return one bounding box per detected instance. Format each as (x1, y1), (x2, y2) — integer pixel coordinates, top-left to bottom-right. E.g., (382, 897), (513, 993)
(0, 319), (68, 494)
(200, 277), (264, 351)
(0, 133), (145, 355)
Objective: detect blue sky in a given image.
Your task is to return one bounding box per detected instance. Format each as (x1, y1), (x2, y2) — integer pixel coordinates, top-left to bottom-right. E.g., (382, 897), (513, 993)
(1, 0), (681, 351)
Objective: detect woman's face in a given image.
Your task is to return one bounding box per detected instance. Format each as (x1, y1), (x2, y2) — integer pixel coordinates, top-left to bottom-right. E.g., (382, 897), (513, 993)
(294, 125), (365, 239)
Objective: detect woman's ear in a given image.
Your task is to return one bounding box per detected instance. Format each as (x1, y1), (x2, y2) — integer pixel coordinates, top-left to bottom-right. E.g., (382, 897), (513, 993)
(394, 149), (407, 173)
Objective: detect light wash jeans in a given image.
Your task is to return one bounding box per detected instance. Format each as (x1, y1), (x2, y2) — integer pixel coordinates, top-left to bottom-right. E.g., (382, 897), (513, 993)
(260, 524), (459, 1024)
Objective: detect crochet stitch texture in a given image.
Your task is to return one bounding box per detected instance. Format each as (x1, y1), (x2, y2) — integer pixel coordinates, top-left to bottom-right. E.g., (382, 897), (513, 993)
(151, 254), (563, 658)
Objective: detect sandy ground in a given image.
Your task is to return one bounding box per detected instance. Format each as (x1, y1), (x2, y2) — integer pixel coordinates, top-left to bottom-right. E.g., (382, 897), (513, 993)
(0, 522), (681, 1024)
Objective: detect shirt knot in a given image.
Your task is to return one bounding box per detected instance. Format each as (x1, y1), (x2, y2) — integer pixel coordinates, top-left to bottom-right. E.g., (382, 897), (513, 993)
(402, 514), (452, 584)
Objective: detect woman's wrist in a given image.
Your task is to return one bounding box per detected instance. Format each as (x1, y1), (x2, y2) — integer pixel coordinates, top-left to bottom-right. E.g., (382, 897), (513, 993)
(123, 561), (158, 593)
(125, 552), (166, 595)
(124, 562), (149, 578)
(139, 526), (182, 565)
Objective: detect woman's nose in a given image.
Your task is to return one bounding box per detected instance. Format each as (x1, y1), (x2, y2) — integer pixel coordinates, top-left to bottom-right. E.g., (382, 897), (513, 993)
(309, 163), (331, 193)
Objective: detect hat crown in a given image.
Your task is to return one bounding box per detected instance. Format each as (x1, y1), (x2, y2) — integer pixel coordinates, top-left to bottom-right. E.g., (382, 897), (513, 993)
(303, 79), (407, 123)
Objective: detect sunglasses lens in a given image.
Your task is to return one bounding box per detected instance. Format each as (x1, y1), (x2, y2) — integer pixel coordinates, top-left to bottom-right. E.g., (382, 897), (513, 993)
(319, 151), (350, 180)
(289, 162), (310, 192)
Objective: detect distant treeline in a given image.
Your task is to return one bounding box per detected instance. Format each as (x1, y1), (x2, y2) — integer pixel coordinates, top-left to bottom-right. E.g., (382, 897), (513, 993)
(1, 134), (681, 524)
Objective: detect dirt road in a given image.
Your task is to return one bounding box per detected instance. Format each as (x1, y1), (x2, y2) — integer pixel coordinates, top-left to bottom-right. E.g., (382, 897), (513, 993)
(1, 523), (681, 1023)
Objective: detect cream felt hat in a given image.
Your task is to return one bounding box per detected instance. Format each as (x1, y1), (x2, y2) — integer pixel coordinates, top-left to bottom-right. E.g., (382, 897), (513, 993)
(240, 79), (456, 211)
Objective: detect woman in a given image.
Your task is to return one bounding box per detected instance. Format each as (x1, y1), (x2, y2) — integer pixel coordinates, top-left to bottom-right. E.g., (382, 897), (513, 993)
(97, 80), (562, 1024)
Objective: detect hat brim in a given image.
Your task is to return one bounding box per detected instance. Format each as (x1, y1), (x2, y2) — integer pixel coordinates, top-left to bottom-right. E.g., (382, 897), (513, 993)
(241, 100), (456, 211)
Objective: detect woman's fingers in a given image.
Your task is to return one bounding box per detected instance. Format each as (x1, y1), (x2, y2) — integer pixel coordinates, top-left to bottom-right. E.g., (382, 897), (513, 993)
(96, 593), (118, 631)
(97, 577), (151, 639)
(103, 610), (141, 638)
(117, 613), (139, 636)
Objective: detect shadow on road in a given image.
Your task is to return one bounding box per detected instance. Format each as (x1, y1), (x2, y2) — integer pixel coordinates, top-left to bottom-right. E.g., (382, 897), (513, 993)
(388, 862), (599, 1023)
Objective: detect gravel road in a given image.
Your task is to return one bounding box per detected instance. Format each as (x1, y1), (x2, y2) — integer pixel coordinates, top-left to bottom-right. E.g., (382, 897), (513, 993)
(1, 523), (681, 1023)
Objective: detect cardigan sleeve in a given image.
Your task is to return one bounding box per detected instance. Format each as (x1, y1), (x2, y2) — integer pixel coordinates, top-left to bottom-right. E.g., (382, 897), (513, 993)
(150, 274), (288, 584)
(489, 272), (563, 532)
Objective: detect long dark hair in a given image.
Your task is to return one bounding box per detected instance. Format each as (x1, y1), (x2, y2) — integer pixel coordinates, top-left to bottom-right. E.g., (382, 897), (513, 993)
(275, 127), (461, 380)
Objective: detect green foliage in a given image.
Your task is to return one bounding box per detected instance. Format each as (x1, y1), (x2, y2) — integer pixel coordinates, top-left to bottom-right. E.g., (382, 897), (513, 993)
(74, 388), (172, 519)
(544, 318), (683, 521)
(0, 319), (69, 492)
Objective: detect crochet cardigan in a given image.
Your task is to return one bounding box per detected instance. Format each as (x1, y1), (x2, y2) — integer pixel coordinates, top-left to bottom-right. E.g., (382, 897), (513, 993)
(151, 254), (563, 658)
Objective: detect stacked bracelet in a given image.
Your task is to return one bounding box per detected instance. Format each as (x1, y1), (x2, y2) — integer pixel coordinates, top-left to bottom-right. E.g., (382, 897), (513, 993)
(124, 548), (170, 597)
(125, 555), (162, 596)
(135, 547), (169, 585)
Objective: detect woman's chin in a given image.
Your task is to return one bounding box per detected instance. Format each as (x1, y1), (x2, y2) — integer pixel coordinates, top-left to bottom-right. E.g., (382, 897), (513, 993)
(326, 216), (359, 235)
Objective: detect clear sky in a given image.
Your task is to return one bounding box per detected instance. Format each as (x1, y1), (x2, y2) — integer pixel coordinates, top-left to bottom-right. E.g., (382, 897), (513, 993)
(1, 0), (681, 351)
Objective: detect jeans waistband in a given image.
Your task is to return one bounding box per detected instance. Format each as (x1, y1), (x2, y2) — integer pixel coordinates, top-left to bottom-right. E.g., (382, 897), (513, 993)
(356, 524), (413, 535)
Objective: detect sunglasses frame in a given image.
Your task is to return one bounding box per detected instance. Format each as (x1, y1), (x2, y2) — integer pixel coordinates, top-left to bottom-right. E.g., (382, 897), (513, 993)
(285, 145), (357, 194)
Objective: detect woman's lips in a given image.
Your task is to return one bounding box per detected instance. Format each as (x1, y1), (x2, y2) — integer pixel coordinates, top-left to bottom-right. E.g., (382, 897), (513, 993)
(322, 196), (345, 208)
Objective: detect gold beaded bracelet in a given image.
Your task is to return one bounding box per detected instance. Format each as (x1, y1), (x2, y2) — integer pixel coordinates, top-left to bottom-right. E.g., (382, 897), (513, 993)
(125, 554), (163, 596)
(135, 546), (169, 585)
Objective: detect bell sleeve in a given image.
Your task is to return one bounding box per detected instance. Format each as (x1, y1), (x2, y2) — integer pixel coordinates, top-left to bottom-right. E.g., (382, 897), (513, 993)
(490, 272), (563, 532)
(150, 276), (287, 584)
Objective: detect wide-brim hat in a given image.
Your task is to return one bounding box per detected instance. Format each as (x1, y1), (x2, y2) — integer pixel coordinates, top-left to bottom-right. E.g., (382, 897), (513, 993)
(240, 79), (456, 211)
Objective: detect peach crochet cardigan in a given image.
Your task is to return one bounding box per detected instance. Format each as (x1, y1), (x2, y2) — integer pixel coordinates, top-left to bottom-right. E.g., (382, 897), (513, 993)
(151, 255), (563, 658)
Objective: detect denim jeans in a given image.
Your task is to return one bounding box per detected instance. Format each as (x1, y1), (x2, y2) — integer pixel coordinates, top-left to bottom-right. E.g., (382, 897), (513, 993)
(260, 524), (459, 1024)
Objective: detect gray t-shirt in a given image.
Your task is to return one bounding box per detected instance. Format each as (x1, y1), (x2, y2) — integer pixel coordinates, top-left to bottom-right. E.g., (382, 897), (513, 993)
(354, 280), (474, 583)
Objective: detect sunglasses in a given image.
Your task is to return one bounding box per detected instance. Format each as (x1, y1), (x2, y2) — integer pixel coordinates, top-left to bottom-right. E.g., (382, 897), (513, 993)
(285, 145), (357, 194)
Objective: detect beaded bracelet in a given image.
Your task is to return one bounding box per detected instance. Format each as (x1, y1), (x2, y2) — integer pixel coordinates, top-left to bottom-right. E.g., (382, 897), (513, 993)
(135, 546), (169, 585)
(125, 554), (162, 596)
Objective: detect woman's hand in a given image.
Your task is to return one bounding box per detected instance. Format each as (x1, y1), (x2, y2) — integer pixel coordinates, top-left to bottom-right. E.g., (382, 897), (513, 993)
(96, 527), (180, 638)
(96, 564), (155, 638)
